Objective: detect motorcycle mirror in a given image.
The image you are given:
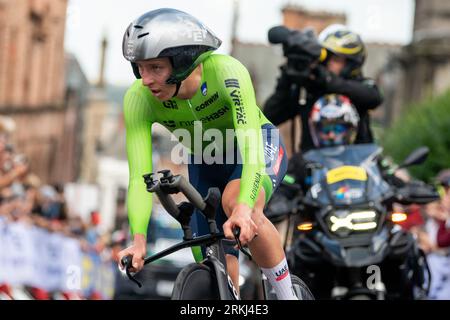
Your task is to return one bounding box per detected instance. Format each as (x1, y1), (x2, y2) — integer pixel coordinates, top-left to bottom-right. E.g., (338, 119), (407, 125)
(398, 146), (429, 169)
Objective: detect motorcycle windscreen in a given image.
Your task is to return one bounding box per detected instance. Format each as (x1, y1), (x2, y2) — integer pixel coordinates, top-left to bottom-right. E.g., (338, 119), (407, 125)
(304, 144), (391, 207)
(324, 166), (368, 205)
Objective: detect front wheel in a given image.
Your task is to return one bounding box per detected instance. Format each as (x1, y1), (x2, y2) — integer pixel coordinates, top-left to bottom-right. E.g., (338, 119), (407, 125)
(291, 274), (315, 300)
(171, 263), (220, 300)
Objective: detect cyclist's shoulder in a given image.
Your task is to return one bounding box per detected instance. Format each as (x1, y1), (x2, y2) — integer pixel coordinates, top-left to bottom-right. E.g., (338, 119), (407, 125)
(125, 79), (149, 97)
(204, 54), (248, 74)
(205, 53), (241, 63)
(203, 54), (251, 96)
(123, 80), (159, 123)
(124, 80), (158, 106)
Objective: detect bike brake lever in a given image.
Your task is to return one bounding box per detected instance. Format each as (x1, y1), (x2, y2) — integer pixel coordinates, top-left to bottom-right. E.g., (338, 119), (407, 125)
(121, 255), (143, 288)
(232, 227), (253, 261)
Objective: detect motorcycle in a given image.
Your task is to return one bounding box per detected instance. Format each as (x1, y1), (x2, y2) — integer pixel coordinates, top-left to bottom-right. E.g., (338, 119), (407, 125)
(270, 144), (440, 300)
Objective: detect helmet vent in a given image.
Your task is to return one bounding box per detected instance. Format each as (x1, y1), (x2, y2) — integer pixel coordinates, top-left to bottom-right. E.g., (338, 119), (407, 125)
(133, 25), (143, 29)
(137, 32), (149, 39)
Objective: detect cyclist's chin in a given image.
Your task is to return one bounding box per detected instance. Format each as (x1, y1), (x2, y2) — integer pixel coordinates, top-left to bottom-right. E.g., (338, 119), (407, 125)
(156, 96), (171, 102)
(153, 90), (172, 101)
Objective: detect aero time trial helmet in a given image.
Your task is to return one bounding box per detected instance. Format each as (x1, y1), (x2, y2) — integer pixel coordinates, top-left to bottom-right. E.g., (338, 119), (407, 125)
(122, 8), (222, 84)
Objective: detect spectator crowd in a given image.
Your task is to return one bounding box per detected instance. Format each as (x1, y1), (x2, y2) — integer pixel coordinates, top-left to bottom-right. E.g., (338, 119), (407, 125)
(0, 116), (125, 300)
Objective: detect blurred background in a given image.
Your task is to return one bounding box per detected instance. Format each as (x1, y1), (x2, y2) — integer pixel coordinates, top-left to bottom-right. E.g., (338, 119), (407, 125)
(0, 0), (449, 300)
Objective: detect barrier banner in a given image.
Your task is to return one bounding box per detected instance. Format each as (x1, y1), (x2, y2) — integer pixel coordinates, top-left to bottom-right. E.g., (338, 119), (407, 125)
(0, 220), (115, 299)
(3, 222), (35, 286)
(0, 217), (7, 283)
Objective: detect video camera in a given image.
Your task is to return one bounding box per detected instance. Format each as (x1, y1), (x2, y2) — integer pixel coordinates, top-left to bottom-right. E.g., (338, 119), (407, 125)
(268, 25), (327, 81)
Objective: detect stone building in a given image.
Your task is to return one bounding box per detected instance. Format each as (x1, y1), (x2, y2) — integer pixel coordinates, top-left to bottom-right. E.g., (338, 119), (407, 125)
(282, 5), (346, 32)
(0, 0), (87, 183)
(395, 0), (450, 116)
(369, 0), (450, 128)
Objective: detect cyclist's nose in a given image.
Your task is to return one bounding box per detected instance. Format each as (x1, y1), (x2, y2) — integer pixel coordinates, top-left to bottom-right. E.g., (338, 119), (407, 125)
(141, 70), (155, 87)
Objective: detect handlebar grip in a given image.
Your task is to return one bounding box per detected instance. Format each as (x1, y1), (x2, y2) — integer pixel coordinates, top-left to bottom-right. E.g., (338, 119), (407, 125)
(120, 255), (143, 288)
(121, 255), (133, 269)
(233, 226), (241, 238)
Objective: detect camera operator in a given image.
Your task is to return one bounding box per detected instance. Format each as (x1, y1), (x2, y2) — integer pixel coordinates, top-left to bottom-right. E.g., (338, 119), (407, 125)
(264, 24), (383, 154)
(263, 25), (383, 245)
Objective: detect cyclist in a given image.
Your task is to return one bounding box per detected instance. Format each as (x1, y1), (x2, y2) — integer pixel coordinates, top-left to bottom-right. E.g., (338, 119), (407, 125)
(118, 8), (297, 299)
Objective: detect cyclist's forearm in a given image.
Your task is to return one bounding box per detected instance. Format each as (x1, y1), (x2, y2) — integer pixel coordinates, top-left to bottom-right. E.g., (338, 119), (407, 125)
(237, 143), (264, 208)
(123, 86), (154, 237)
(127, 179), (152, 236)
(133, 233), (147, 245)
(238, 127), (265, 208)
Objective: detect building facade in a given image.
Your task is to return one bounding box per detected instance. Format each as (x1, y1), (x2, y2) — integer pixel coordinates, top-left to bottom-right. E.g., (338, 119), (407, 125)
(0, 0), (86, 183)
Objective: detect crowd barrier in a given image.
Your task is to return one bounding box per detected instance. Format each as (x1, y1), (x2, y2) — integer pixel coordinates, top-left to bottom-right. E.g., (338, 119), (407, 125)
(0, 217), (116, 299)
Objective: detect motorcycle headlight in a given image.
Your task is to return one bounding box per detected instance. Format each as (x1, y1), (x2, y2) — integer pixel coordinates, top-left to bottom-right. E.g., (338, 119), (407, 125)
(327, 210), (378, 236)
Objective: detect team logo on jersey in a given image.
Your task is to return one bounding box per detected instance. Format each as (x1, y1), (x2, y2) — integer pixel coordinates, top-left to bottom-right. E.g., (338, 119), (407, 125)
(230, 89), (246, 124)
(225, 78), (240, 88)
(250, 172), (261, 201)
(194, 92), (219, 111)
(201, 82), (208, 96)
(163, 100), (178, 109)
(163, 120), (176, 128)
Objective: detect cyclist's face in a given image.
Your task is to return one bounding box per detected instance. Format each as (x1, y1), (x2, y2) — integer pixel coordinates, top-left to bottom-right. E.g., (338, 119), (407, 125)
(327, 55), (346, 76)
(137, 58), (175, 101)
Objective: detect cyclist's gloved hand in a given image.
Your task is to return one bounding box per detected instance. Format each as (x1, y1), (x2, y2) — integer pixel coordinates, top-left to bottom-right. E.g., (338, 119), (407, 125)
(117, 234), (147, 273)
(223, 203), (258, 246)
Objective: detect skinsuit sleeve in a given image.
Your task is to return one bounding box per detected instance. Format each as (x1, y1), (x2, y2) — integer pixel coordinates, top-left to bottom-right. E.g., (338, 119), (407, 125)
(217, 56), (266, 208)
(123, 86), (154, 236)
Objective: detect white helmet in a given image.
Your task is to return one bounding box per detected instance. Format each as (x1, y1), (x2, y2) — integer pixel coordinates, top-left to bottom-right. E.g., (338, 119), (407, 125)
(309, 94), (360, 148)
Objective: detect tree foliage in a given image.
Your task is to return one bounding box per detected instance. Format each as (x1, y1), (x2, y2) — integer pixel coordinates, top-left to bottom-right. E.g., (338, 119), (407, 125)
(381, 90), (450, 182)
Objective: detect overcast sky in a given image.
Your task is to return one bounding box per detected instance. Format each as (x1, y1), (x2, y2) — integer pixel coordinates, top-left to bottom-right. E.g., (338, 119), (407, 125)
(64, 0), (415, 86)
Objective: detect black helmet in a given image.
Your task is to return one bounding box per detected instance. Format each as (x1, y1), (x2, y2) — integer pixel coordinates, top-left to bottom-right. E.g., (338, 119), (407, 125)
(318, 24), (366, 78)
(122, 8), (222, 84)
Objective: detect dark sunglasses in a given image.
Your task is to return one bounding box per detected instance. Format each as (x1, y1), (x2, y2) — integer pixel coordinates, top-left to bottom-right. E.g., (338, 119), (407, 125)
(319, 123), (348, 135)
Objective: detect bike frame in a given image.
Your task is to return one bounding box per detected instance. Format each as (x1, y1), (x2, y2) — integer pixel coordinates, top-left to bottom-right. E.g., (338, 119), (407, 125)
(121, 170), (257, 300)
